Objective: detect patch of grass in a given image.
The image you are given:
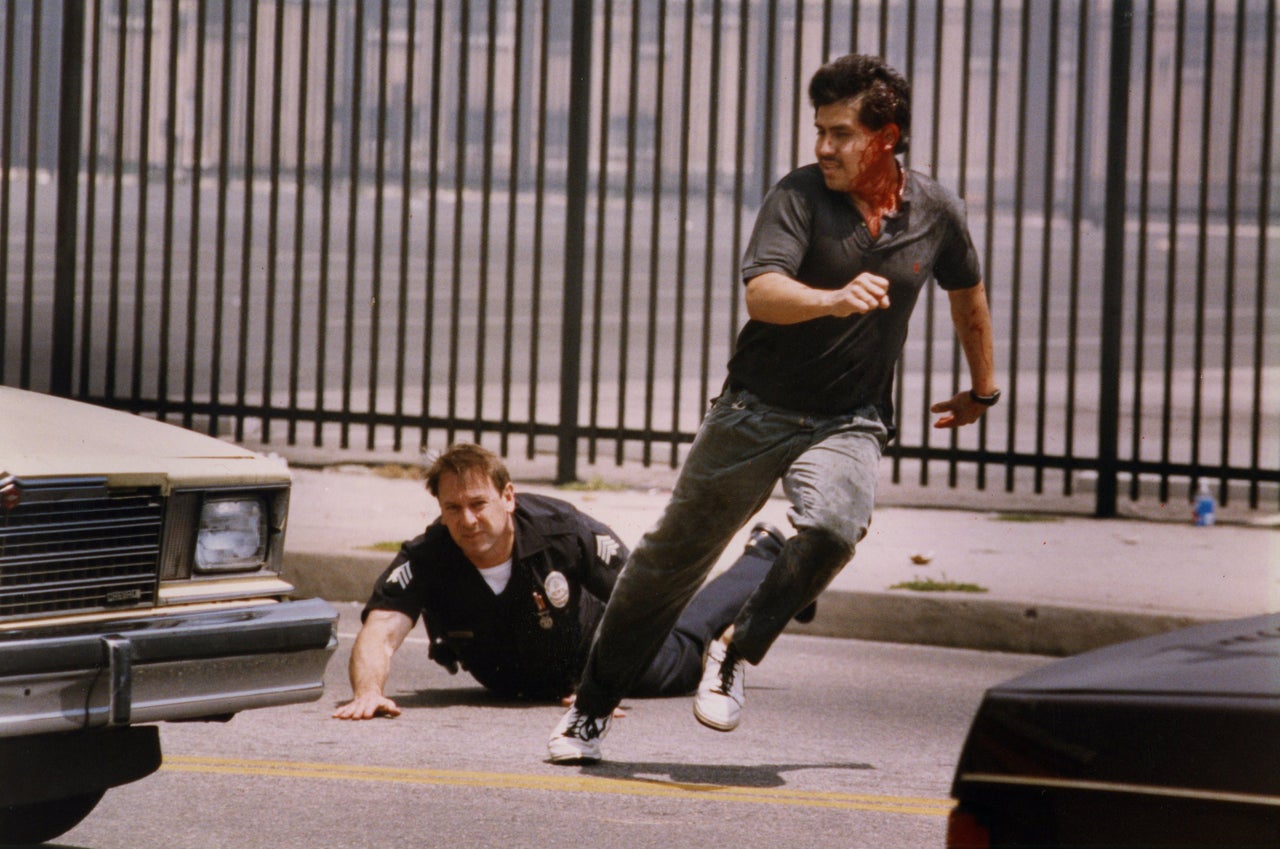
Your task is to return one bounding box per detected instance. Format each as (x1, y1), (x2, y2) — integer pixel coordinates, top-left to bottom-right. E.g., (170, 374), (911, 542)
(364, 541), (404, 553)
(558, 476), (626, 492)
(889, 574), (988, 593)
(370, 463), (427, 480)
(994, 512), (1063, 523)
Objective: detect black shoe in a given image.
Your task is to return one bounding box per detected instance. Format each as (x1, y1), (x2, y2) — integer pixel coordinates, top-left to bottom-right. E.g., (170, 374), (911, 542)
(745, 522), (786, 558)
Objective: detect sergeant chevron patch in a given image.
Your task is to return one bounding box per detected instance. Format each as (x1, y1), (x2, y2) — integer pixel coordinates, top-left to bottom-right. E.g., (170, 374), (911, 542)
(595, 534), (621, 563)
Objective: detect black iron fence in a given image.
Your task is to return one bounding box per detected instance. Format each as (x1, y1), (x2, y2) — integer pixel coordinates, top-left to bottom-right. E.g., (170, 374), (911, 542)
(2, 0), (1277, 515)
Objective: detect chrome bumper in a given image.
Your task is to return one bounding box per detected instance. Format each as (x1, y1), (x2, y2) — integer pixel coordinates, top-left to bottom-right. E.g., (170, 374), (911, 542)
(0, 597), (338, 737)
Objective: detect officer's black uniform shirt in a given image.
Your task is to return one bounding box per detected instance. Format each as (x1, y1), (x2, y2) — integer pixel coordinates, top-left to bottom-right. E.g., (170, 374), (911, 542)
(362, 493), (628, 700)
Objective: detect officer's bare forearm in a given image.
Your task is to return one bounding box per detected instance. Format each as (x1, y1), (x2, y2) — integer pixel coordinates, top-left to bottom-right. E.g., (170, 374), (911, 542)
(348, 609), (414, 697)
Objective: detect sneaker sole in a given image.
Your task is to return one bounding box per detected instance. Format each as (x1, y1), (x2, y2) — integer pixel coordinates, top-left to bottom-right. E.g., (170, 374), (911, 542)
(547, 745), (602, 765)
(693, 703), (740, 732)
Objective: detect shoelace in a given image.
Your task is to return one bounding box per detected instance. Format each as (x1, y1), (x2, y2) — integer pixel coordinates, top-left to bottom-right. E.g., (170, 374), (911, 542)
(567, 712), (605, 740)
(714, 657), (738, 695)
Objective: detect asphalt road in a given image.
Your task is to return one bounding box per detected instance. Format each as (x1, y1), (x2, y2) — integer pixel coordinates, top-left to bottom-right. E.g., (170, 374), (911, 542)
(51, 603), (1049, 849)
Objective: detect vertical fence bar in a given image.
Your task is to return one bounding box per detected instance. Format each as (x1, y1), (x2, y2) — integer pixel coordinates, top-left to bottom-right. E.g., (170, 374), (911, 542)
(1157, 0), (1187, 504)
(315, 0), (337, 445)
(947, 0), (976, 490)
(181, 0), (206, 427)
(1130, 0), (1156, 502)
(473, 0), (497, 444)
(21, 0), (43, 388)
(500, 0), (526, 456)
(788, 0), (803, 171)
(526, 3), (548, 459)
(209, 0), (234, 435)
(420, 0), (444, 451)
(1006, 1), (1028, 493)
(614, 0), (640, 466)
(976, 0), (1001, 492)
(393, 0), (416, 452)
(447, 2), (469, 447)
(556, 0), (593, 484)
(915, 1), (945, 487)
(669, 0), (693, 468)
(235, 0), (259, 441)
(587, 0), (613, 464)
(106, 0), (128, 402)
(727, 0), (748, 347)
(264, 0), (286, 442)
(1189, 0), (1216, 492)
(758, 0), (777, 203)
(1251, 0), (1276, 509)
(1063, 0), (1088, 496)
(77, 0), (102, 398)
(156, 2), (179, 419)
(0, 4), (15, 384)
(1219, 0), (1245, 504)
(51, 0), (85, 396)
(1034, 2), (1060, 494)
(699, 0), (723, 422)
(129, 1), (152, 405)
(288, 0), (312, 444)
(641, 0), (667, 468)
(1096, 0), (1134, 518)
(368, 0), (390, 449)
(341, 2), (363, 448)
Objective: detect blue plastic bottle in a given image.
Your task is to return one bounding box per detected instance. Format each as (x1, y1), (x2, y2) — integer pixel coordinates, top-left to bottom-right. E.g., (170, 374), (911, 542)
(1194, 482), (1216, 527)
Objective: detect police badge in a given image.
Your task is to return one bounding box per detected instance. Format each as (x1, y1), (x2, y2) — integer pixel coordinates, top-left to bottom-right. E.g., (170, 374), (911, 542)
(543, 571), (571, 608)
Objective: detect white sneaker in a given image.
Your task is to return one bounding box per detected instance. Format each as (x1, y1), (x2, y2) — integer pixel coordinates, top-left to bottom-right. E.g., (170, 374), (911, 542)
(694, 639), (744, 731)
(547, 705), (611, 764)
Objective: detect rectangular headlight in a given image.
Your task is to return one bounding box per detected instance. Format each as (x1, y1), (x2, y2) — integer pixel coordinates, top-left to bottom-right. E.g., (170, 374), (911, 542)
(195, 497), (268, 573)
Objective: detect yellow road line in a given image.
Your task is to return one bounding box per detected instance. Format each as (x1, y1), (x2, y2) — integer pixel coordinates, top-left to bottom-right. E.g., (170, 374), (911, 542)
(163, 756), (952, 817)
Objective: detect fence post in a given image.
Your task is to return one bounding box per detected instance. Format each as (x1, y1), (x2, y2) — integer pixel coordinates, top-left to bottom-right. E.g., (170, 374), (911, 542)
(1096, 0), (1134, 517)
(556, 0), (593, 484)
(50, 0), (84, 397)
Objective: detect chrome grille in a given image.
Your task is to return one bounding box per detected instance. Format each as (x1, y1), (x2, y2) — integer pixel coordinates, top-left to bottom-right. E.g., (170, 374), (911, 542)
(0, 482), (163, 619)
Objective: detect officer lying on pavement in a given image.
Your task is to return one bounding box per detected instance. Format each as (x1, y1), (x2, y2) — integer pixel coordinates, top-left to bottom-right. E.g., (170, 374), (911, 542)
(333, 442), (808, 719)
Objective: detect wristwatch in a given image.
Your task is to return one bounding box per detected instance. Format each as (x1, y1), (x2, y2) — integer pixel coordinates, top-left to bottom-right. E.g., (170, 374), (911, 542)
(969, 388), (1001, 407)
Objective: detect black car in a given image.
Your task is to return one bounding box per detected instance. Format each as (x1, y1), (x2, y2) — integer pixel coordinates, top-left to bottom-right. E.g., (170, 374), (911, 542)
(948, 613), (1280, 849)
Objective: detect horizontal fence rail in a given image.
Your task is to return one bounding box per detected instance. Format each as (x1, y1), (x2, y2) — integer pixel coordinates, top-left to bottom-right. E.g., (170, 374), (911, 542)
(1, 0), (1277, 515)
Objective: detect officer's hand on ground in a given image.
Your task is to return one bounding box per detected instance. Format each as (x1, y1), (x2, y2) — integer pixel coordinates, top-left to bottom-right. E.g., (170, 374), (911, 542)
(332, 692), (402, 720)
(561, 693), (627, 719)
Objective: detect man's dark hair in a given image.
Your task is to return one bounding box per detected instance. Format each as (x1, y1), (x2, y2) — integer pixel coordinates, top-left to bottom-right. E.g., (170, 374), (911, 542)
(808, 54), (910, 153)
(425, 442), (511, 497)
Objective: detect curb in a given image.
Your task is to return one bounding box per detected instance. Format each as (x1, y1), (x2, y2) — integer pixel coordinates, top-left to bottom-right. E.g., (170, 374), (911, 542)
(785, 591), (1206, 657)
(283, 549), (1208, 658)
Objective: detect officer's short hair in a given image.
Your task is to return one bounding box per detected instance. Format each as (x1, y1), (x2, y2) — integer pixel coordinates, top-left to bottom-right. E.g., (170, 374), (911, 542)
(425, 443), (512, 497)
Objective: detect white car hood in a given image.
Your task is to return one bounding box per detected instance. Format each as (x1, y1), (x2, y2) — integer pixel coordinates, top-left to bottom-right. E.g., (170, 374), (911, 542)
(2, 387), (288, 490)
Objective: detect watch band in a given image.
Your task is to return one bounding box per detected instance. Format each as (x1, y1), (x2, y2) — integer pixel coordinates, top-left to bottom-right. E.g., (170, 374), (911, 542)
(969, 388), (1001, 407)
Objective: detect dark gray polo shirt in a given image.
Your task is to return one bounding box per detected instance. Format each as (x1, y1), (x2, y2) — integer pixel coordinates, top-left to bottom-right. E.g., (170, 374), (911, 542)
(728, 163), (982, 422)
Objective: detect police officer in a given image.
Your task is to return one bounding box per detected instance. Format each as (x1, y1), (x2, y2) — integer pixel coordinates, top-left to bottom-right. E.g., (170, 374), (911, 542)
(333, 443), (797, 719)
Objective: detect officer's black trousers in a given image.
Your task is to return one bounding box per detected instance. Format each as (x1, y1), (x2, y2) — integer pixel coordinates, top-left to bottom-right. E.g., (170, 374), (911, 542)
(625, 532), (781, 698)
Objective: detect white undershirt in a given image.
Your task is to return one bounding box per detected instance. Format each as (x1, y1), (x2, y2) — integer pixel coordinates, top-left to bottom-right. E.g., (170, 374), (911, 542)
(478, 558), (513, 595)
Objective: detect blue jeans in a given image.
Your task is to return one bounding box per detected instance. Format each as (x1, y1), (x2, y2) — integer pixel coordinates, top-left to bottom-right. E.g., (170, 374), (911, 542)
(575, 388), (887, 716)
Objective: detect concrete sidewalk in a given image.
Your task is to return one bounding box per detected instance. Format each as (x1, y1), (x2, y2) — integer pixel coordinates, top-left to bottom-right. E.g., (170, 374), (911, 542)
(278, 458), (1280, 658)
